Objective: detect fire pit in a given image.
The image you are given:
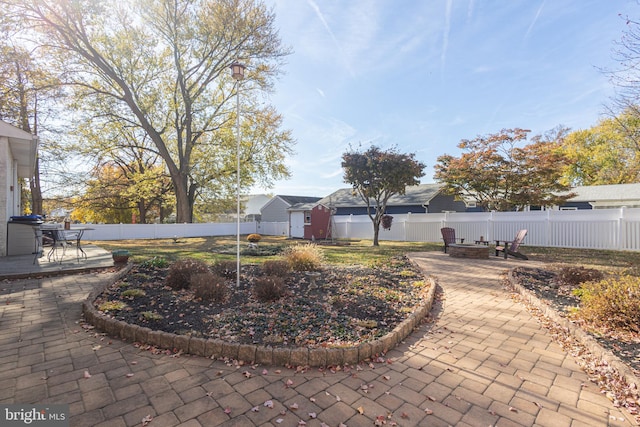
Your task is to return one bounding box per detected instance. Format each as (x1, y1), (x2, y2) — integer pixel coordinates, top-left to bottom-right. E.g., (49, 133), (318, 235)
(448, 243), (490, 259)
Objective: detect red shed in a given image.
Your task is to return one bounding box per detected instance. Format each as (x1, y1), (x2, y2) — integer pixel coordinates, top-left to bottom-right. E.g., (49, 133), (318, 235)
(304, 203), (335, 240)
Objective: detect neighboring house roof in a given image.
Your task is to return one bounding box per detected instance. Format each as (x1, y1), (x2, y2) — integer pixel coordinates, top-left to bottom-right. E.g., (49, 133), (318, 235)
(260, 195), (322, 213)
(318, 183), (445, 208)
(0, 120), (38, 177)
(566, 183), (640, 207)
(276, 195), (322, 206)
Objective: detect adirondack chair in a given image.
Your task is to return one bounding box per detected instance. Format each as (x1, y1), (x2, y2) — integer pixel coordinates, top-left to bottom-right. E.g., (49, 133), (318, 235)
(441, 227), (464, 253)
(495, 229), (528, 260)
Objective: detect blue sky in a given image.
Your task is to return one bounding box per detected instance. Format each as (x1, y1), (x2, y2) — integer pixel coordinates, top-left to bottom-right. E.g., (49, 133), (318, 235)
(255, 0), (637, 197)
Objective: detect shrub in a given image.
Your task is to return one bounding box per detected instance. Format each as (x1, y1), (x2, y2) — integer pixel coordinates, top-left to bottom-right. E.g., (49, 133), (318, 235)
(141, 311), (163, 321)
(122, 289), (146, 298)
(556, 266), (604, 287)
(575, 275), (640, 332)
(165, 258), (210, 290)
(262, 260), (291, 277)
(284, 243), (324, 271)
(192, 272), (229, 303)
(247, 233), (262, 243)
(211, 260), (237, 279)
(140, 257), (169, 268)
(253, 275), (286, 302)
(98, 301), (127, 312)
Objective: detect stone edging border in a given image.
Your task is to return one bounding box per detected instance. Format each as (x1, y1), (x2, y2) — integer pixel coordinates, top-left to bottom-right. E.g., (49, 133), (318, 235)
(506, 270), (640, 390)
(82, 265), (437, 367)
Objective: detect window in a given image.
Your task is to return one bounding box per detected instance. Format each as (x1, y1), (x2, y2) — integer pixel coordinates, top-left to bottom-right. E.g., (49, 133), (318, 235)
(304, 211), (312, 224)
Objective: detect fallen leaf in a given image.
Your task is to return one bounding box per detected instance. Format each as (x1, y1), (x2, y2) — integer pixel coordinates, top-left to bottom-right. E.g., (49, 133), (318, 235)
(509, 406), (517, 413)
(92, 345), (101, 351)
(264, 400), (274, 408)
(83, 370), (91, 379)
(383, 375), (390, 380)
(308, 412), (317, 418)
(285, 379), (294, 387)
(141, 415), (153, 426)
(262, 369), (269, 375)
(251, 406), (259, 412)
(357, 406), (364, 414)
(424, 408), (433, 415)
(275, 418), (283, 424)
(126, 373), (134, 378)
(290, 403), (299, 410)
(298, 421), (307, 426)
(243, 371), (252, 378)
(224, 407), (231, 414)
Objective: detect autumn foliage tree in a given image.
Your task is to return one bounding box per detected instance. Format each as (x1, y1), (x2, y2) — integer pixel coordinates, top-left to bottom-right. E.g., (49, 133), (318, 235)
(342, 145), (425, 246)
(434, 128), (574, 211)
(562, 110), (640, 185)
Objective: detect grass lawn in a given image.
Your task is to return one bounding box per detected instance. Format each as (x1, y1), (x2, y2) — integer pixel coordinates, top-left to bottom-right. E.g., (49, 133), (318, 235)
(90, 235), (640, 275)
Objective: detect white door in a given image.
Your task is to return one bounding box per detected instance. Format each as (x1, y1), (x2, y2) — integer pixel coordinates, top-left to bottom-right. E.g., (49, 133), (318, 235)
(290, 212), (305, 238)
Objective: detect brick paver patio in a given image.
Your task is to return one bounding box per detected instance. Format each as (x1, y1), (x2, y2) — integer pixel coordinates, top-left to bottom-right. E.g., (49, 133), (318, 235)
(0, 252), (634, 426)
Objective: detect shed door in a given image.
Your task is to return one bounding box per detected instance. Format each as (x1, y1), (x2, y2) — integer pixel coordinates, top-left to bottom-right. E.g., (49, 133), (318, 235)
(290, 212), (305, 238)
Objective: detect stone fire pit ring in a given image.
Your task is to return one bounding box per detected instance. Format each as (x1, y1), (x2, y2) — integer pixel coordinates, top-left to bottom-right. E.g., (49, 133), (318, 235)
(448, 243), (490, 259)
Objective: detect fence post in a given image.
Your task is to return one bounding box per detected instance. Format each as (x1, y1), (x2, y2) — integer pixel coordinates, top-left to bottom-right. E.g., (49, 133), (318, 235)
(618, 206), (626, 250)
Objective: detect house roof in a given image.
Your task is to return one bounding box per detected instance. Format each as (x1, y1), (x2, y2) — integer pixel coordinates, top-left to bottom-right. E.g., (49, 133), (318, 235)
(566, 183), (640, 206)
(318, 183), (445, 208)
(276, 195), (322, 206)
(0, 120), (38, 178)
(261, 195), (322, 213)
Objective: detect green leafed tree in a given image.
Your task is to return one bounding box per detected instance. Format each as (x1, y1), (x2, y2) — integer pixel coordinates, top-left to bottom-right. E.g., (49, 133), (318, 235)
(434, 128), (574, 211)
(342, 145), (425, 246)
(0, 36), (63, 215)
(562, 110), (640, 186)
(4, 0), (293, 223)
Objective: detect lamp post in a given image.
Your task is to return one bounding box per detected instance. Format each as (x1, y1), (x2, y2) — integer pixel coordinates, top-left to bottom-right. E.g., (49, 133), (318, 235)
(231, 61), (245, 288)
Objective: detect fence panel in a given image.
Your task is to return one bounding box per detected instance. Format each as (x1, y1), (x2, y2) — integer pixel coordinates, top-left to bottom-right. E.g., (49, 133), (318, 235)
(78, 207), (640, 251)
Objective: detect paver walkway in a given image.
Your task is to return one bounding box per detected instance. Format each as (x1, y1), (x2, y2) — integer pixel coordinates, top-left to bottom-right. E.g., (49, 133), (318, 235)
(0, 252), (634, 426)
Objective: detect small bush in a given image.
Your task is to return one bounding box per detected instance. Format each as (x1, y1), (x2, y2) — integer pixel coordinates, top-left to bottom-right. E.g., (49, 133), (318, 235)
(262, 260), (291, 277)
(253, 275), (286, 301)
(141, 311), (163, 321)
(192, 271), (229, 303)
(122, 289), (146, 298)
(211, 260), (237, 279)
(140, 257), (169, 268)
(247, 233), (262, 243)
(556, 266), (604, 287)
(165, 258), (210, 290)
(98, 301), (127, 312)
(575, 275), (640, 332)
(284, 243), (324, 271)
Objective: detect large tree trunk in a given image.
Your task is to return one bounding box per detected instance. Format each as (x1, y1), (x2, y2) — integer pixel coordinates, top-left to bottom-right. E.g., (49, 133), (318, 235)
(30, 158), (43, 215)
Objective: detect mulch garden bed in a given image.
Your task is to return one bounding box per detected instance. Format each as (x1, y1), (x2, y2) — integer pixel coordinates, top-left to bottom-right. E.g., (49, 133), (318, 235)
(93, 255), (430, 349)
(510, 266), (640, 376)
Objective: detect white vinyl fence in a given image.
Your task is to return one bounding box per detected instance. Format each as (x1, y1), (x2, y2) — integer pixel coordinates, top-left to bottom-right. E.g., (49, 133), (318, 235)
(331, 207), (640, 251)
(80, 208), (640, 251)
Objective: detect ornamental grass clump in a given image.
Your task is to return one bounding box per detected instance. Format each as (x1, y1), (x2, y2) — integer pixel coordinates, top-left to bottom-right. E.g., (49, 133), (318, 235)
(574, 275), (640, 332)
(261, 260), (291, 277)
(253, 275), (286, 302)
(191, 271), (229, 303)
(284, 243), (324, 271)
(165, 258), (210, 290)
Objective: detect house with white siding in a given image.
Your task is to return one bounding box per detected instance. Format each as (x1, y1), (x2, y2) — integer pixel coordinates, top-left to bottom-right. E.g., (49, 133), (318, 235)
(0, 120), (38, 256)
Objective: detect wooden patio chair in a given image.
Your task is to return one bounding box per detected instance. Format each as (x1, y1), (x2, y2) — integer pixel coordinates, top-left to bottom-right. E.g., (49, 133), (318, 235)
(495, 229), (528, 260)
(441, 227), (464, 253)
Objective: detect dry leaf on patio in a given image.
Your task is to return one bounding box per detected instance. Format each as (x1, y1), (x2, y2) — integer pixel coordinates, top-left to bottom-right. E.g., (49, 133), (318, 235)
(308, 412), (316, 418)
(264, 400), (274, 408)
(141, 415), (153, 426)
(83, 371), (91, 379)
(224, 407), (231, 414)
(357, 406), (364, 414)
(290, 403), (299, 410)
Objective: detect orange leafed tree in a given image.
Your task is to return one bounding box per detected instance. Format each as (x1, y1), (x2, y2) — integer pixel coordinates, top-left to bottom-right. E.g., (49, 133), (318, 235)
(434, 128), (574, 211)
